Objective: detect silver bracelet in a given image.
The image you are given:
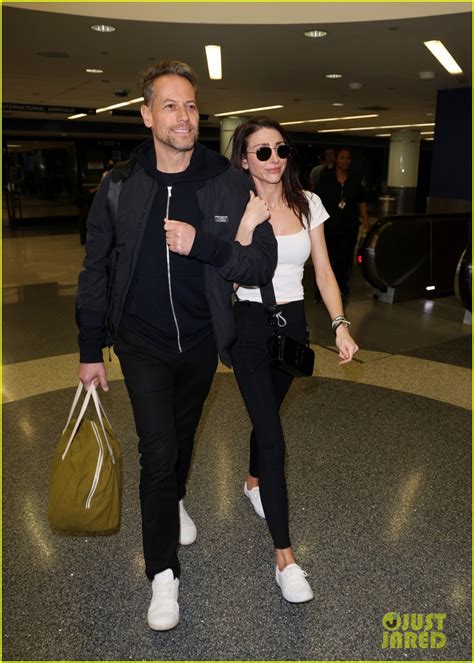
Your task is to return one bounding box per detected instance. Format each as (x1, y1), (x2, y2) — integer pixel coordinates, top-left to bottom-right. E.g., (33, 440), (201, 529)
(331, 316), (351, 334)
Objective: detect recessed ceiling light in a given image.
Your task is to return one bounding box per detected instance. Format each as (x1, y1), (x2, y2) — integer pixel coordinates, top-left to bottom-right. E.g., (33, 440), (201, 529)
(332, 103), (344, 107)
(326, 73), (342, 79)
(304, 30), (328, 38)
(424, 40), (463, 75)
(91, 24), (116, 33)
(376, 134), (391, 137)
(68, 113), (87, 120)
(215, 105), (283, 117)
(86, 68), (104, 74)
(349, 82), (363, 90)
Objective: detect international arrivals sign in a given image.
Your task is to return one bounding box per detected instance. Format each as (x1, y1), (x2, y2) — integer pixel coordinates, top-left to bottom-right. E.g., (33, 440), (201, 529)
(3, 103), (96, 115)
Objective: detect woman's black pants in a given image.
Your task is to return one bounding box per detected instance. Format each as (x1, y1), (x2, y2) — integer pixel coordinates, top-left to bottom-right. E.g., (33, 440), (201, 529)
(114, 329), (218, 580)
(231, 300), (307, 550)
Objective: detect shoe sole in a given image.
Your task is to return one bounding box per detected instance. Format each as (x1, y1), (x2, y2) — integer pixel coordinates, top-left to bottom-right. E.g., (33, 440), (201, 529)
(148, 617), (179, 631)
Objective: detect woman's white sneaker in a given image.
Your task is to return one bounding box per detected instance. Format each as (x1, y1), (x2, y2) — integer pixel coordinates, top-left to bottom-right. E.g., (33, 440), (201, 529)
(147, 569), (180, 631)
(179, 500), (197, 545)
(275, 563), (314, 603)
(244, 481), (266, 519)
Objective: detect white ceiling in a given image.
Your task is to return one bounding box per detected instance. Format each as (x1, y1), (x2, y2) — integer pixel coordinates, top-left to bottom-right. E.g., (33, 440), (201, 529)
(3, 2), (472, 137)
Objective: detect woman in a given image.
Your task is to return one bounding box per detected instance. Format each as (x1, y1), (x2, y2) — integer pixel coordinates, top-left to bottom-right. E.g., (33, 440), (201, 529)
(230, 117), (359, 603)
(315, 147), (369, 297)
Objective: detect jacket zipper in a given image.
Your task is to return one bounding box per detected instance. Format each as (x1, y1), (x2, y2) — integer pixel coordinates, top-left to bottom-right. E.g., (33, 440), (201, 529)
(165, 186), (183, 353)
(85, 421), (105, 509)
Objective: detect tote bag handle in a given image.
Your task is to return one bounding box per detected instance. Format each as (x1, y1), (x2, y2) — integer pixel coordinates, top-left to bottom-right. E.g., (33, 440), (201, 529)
(61, 383), (115, 463)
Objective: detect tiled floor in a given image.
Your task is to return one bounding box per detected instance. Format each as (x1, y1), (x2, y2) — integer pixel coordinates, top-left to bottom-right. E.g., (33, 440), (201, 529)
(2, 222), (471, 661)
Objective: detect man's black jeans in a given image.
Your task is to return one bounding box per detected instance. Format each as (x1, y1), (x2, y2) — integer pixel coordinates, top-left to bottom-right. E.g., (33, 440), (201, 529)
(115, 329), (218, 580)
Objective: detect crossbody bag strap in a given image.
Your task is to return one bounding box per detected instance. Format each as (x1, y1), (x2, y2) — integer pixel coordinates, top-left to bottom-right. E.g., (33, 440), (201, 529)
(260, 281), (287, 330)
(260, 280), (277, 308)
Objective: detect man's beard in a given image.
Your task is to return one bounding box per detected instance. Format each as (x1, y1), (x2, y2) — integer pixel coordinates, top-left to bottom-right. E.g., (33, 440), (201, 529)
(159, 126), (199, 152)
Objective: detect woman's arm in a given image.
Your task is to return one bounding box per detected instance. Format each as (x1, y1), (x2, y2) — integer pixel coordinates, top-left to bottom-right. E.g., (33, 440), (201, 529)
(310, 224), (359, 364)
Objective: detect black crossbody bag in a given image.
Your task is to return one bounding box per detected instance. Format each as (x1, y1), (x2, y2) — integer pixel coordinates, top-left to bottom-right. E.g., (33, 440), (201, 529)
(260, 282), (315, 378)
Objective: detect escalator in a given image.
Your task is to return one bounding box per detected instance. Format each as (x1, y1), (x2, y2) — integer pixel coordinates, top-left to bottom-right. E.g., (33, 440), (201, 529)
(359, 213), (471, 303)
(454, 245), (472, 324)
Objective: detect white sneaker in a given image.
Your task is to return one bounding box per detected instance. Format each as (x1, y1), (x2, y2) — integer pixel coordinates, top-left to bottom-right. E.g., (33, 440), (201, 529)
(244, 481), (266, 519)
(179, 500), (197, 545)
(275, 563), (314, 603)
(147, 569), (180, 631)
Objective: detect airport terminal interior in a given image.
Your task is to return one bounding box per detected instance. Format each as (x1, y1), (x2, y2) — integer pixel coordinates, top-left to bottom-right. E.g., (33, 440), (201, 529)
(2, 2), (472, 661)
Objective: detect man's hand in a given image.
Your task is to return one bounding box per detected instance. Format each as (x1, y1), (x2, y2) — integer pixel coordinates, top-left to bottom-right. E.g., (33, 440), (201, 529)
(164, 219), (196, 256)
(79, 362), (109, 391)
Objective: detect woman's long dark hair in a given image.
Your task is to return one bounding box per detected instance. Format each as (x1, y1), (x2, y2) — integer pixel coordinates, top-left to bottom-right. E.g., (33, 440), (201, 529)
(230, 116), (309, 227)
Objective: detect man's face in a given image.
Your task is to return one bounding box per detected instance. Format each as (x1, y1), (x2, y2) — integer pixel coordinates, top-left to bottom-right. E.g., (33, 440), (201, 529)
(141, 74), (199, 153)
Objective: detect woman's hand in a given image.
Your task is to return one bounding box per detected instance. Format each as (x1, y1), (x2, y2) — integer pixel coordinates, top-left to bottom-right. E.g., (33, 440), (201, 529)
(240, 191), (270, 232)
(335, 325), (359, 364)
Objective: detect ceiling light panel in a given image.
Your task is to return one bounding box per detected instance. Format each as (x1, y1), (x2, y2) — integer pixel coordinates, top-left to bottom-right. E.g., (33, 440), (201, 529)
(95, 96), (144, 114)
(281, 114), (378, 126)
(215, 105), (283, 117)
(424, 40), (463, 75)
(318, 122), (435, 133)
(205, 45), (222, 80)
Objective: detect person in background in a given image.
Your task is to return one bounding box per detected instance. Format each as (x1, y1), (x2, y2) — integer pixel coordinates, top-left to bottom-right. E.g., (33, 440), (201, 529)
(314, 147), (369, 298)
(230, 117), (359, 604)
(76, 60), (276, 632)
(309, 146), (336, 191)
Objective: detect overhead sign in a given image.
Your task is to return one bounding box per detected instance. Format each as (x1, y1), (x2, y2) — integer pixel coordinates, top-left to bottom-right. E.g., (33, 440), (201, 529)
(3, 103), (96, 115)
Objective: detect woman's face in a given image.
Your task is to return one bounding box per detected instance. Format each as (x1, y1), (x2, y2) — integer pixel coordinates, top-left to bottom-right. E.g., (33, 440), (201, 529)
(336, 149), (351, 170)
(241, 127), (288, 186)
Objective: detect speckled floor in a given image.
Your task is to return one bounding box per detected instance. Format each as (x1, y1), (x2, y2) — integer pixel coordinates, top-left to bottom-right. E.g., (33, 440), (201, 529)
(2, 228), (472, 661)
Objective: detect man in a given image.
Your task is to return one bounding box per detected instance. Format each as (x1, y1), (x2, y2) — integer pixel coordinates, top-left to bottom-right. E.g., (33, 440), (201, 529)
(76, 60), (276, 631)
(309, 146), (336, 191)
(315, 147), (369, 298)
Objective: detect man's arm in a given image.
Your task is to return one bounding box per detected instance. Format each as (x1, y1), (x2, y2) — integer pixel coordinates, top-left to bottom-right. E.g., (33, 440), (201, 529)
(358, 201), (369, 231)
(76, 174), (114, 382)
(165, 219), (277, 286)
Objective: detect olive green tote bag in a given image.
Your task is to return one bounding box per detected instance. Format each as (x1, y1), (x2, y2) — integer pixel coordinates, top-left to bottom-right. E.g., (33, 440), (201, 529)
(48, 383), (122, 534)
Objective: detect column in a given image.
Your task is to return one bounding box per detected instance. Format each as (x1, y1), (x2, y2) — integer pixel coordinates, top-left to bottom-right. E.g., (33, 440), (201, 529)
(220, 116), (243, 159)
(387, 129), (421, 214)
